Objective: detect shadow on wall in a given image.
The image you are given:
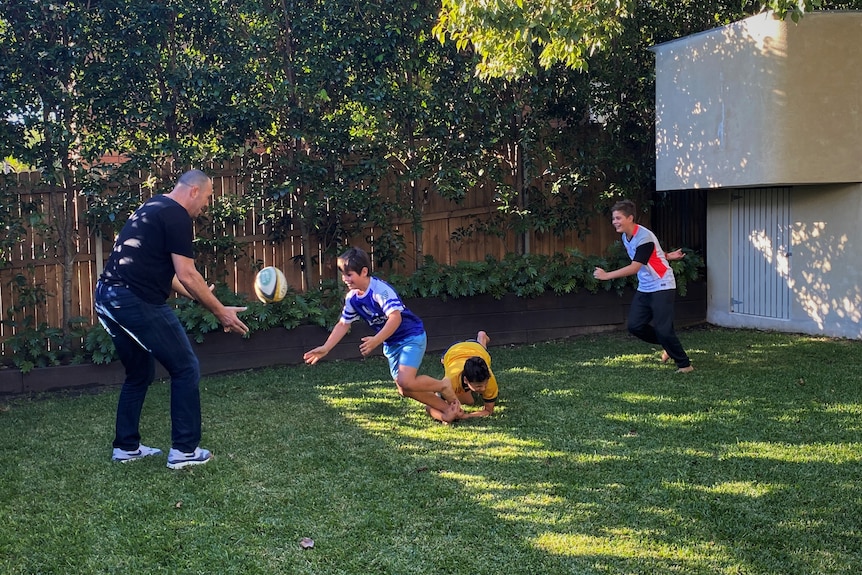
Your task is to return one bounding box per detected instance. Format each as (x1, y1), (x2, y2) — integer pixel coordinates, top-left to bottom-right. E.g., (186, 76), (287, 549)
(791, 220), (861, 336)
(653, 14), (788, 190)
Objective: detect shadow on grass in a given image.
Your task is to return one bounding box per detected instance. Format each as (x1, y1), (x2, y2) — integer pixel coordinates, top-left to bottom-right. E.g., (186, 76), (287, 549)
(1, 327), (860, 574)
(296, 328), (862, 574)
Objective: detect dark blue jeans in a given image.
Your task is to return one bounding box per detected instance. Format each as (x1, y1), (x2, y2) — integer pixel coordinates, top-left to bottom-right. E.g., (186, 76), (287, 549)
(95, 281), (201, 452)
(627, 289), (691, 369)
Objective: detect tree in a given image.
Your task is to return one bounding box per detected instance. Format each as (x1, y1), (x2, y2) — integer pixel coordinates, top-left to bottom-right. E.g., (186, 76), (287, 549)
(433, 0), (826, 80)
(215, 0), (392, 287)
(0, 1), (98, 352)
(0, 0), (249, 350)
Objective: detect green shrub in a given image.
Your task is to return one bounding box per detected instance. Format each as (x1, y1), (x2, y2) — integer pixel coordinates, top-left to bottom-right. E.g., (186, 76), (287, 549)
(389, 246), (703, 300)
(2, 316), (90, 373)
(8, 249), (703, 370)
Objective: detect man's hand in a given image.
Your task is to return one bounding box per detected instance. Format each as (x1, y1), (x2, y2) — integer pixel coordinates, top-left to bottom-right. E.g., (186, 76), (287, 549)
(220, 306), (249, 335)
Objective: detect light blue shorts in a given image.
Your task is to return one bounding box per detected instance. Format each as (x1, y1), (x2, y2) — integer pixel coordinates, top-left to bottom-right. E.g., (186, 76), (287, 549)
(383, 332), (427, 381)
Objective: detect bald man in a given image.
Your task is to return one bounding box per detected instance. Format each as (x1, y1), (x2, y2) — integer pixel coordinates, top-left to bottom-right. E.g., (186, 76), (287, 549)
(95, 170), (248, 469)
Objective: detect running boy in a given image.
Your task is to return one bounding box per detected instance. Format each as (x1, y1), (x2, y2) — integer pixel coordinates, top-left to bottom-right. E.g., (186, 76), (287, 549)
(593, 199), (693, 372)
(416, 330), (498, 423)
(303, 247), (460, 418)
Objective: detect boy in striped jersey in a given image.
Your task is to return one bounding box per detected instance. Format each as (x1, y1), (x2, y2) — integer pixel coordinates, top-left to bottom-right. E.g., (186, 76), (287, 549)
(304, 247), (462, 418)
(593, 200), (694, 373)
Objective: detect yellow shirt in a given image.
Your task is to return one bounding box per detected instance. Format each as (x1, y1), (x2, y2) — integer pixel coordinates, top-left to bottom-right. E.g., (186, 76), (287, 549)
(442, 341), (498, 403)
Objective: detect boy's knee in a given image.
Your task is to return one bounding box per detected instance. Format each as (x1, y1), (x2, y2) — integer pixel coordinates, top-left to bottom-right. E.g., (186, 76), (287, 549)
(395, 373), (415, 390)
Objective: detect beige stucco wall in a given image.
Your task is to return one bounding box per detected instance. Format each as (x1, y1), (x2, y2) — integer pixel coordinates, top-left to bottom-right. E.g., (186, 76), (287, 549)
(654, 12), (862, 190)
(707, 184), (862, 338)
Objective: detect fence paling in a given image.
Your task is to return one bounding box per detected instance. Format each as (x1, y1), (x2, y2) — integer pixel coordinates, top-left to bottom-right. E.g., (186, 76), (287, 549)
(0, 163), (704, 351)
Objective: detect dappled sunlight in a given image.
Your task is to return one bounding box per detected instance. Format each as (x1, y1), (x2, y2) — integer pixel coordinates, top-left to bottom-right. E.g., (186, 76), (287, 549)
(504, 366), (545, 376)
(438, 471), (582, 526)
(665, 479), (779, 498)
(397, 430), (551, 459)
(749, 229), (775, 266)
(599, 353), (670, 370)
(607, 410), (717, 429)
(537, 388), (578, 398)
(532, 529), (733, 567)
(723, 441), (862, 464)
(793, 220), (861, 334)
(603, 394), (750, 431)
(317, 381), (419, 436)
(568, 451), (628, 465)
(823, 402), (862, 423)
(656, 14), (787, 190)
(299, 331), (862, 573)
(609, 392), (680, 405)
(482, 492), (567, 523)
(711, 339), (806, 367)
(317, 384), (573, 462)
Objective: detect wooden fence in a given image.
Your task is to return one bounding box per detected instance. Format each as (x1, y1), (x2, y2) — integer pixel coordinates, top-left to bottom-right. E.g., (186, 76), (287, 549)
(0, 161), (704, 347)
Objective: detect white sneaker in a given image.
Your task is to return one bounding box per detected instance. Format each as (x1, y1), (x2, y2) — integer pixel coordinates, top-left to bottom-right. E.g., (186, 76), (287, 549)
(166, 447), (213, 470)
(112, 445), (162, 463)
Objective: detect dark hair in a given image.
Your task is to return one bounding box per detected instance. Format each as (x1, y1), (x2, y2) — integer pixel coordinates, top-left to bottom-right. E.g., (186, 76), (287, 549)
(462, 356), (490, 384)
(611, 199), (637, 219)
(338, 247), (371, 275)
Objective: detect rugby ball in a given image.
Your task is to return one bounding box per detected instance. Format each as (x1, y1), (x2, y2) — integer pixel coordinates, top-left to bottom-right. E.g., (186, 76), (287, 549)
(254, 266), (288, 303)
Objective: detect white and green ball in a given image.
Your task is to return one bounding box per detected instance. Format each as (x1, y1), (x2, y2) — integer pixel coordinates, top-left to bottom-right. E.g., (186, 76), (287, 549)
(254, 266), (288, 303)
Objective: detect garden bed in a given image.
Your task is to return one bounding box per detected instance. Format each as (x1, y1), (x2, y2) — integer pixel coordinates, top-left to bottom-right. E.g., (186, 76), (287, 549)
(0, 282), (706, 395)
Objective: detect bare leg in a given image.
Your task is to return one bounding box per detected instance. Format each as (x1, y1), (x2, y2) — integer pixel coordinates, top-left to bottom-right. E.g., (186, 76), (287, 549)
(397, 382), (461, 422)
(425, 403), (463, 424)
(477, 330), (490, 348)
(416, 392), (463, 423)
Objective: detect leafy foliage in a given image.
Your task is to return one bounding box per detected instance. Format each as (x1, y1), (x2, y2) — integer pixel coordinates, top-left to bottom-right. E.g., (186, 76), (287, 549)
(2, 316), (89, 373)
(84, 323), (117, 366)
(434, 0), (828, 80)
(0, 273), (80, 372)
(390, 246), (703, 300)
(434, 0), (631, 80)
(60, 248), (703, 369)
(172, 282), (345, 344)
(0, 0), (815, 373)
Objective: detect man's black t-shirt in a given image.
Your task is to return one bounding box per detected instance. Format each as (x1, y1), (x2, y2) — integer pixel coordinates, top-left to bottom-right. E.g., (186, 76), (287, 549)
(100, 195), (194, 304)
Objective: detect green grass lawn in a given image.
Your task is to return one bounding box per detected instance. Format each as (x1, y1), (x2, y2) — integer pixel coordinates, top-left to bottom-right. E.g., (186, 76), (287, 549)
(1, 326), (861, 574)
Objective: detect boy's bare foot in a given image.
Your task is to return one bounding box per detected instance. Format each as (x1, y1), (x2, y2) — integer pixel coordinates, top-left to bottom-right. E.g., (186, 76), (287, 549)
(477, 330), (490, 348)
(441, 401), (463, 423)
(661, 350), (670, 364)
(676, 366), (694, 373)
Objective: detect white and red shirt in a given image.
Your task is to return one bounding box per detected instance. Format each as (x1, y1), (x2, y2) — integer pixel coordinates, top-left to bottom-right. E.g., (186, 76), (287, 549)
(622, 224), (676, 293)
